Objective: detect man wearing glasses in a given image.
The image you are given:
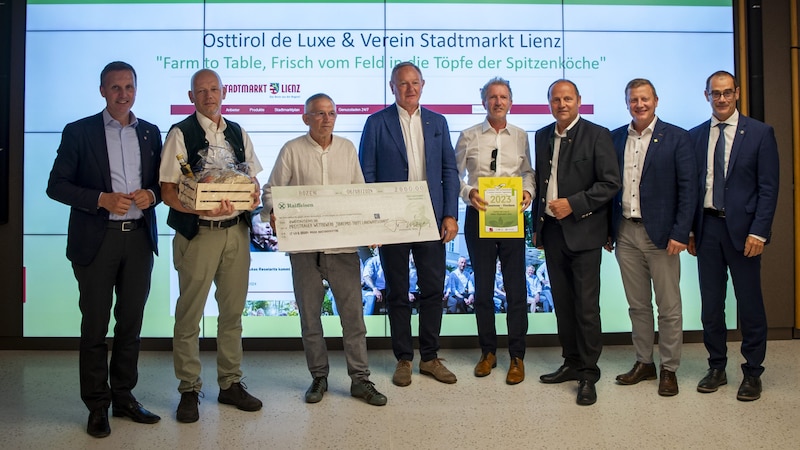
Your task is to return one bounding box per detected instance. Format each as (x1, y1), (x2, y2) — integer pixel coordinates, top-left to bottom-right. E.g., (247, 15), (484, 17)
(688, 70), (779, 402)
(262, 93), (387, 406)
(455, 77), (534, 384)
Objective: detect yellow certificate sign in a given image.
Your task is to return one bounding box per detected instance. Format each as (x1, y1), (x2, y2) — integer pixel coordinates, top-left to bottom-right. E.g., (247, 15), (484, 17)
(478, 176), (524, 238)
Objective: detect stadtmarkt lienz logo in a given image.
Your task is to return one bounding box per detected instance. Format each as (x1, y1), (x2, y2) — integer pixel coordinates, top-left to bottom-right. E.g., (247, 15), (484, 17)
(268, 82), (302, 96)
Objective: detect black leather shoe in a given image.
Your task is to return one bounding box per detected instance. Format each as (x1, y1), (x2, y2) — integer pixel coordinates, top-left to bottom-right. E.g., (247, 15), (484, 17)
(736, 375), (762, 401)
(616, 361), (657, 385)
(112, 401), (161, 424)
(577, 380), (597, 406)
(305, 377), (327, 404)
(540, 365), (579, 384)
(87, 408), (110, 438)
(218, 381), (262, 412)
(176, 391), (201, 424)
(697, 368), (727, 393)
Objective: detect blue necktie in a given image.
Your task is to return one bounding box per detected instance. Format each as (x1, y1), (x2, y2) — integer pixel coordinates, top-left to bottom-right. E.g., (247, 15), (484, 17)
(712, 123), (728, 210)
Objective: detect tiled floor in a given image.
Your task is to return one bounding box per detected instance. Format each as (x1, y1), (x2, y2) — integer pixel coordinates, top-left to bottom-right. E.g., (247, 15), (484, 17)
(1, 340), (798, 449)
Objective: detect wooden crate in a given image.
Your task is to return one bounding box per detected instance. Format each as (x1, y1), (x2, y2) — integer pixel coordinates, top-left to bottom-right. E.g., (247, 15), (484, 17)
(179, 177), (255, 210)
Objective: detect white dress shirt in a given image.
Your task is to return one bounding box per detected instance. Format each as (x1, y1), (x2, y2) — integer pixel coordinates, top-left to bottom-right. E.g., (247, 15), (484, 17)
(455, 118), (535, 205)
(545, 114), (580, 217)
(396, 104), (426, 181)
(263, 133), (364, 254)
(622, 117), (657, 219)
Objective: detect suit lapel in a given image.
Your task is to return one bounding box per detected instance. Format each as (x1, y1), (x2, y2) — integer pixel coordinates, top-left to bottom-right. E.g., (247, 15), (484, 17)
(726, 116), (747, 178)
(641, 120), (665, 177)
(137, 123), (154, 186)
(612, 127), (626, 174)
(557, 120), (578, 182)
(537, 124), (554, 186)
(420, 108), (435, 170)
(385, 105), (409, 164)
(697, 120), (712, 181)
(91, 113), (113, 192)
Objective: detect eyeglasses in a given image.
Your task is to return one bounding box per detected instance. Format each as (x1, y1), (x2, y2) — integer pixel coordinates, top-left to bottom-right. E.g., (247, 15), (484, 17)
(709, 89), (736, 100)
(306, 111), (337, 118)
(490, 148), (498, 172)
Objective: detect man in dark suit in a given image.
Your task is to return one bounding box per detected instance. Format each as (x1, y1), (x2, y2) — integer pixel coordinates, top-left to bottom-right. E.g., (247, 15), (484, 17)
(533, 79), (621, 406)
(688, 70), (779, 402)
(47, 61), (162, 438)
(359, 61), (460, 387)
(607, 78), (696, 397)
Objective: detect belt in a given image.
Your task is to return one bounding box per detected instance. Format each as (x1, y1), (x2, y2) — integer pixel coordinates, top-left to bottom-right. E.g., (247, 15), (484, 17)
(107, 218), (145, 231)
(198, 215), (242, 229)
(625, 217), (643, 224)
(704, 208), (726, 218)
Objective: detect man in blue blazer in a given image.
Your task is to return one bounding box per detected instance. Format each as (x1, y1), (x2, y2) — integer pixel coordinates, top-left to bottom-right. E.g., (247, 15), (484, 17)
(47, 61), (162, 437)
(359, 62), (460, 387)
(533, 79), (621, 406)
(688, 70), (779, 402)
(607, 78), (696, 397)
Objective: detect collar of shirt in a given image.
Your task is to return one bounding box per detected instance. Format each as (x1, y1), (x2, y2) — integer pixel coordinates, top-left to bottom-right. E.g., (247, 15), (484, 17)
(481, 118), (509, 135)
(103, 108), (138, 129)
(710, 109), (739, 128)
(396, 103), (421, 120)
(303, 132), (330, 153)
(627, 116), (657, 137)
(555, 114), (580, 138)
(196, 111), (227, 133)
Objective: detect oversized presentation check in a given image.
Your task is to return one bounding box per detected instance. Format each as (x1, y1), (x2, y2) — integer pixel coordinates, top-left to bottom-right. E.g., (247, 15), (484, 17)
(271, 181), (440, 252)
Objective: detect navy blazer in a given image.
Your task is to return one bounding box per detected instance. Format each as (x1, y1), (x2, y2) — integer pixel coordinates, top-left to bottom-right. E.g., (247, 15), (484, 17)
(532, 118), (621, 251)
(47, 112), (162, 265)
(359, 104), (459, 229)
(609, 119), (696, 249)
(689, 114), (779, 251)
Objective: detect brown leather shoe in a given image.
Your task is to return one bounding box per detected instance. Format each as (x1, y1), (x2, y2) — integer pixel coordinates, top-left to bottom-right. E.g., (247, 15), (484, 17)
(506, 357), (525, 385)
(474, 352), (497, 377)
(392, 360), (413, 387)
(419, 358), (457, 384)
(616, 361), (657, 385)
(658, 367), (679, 397)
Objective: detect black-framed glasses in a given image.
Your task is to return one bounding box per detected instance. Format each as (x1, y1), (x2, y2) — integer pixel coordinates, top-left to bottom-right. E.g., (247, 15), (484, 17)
(710, 89), (736, 100)
(490, 148), (498, 172)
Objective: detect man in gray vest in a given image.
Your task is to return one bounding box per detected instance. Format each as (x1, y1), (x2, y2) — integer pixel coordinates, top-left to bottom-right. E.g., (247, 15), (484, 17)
(160, 69), (263, 423)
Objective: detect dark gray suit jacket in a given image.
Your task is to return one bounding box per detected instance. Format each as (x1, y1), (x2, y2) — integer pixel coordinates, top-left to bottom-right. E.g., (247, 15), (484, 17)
(532, 117), (621, 251)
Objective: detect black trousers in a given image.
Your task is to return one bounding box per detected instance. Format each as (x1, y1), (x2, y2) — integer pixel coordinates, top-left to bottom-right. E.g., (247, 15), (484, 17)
(380, 240), (445, 362)
(541, 217), (602, 382)
(464, 207), (528, 358)
(72, 227), (153, 411)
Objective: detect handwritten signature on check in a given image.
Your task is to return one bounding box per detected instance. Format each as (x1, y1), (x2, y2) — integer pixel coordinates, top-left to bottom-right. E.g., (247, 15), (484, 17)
(384, 216), (431, 235)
